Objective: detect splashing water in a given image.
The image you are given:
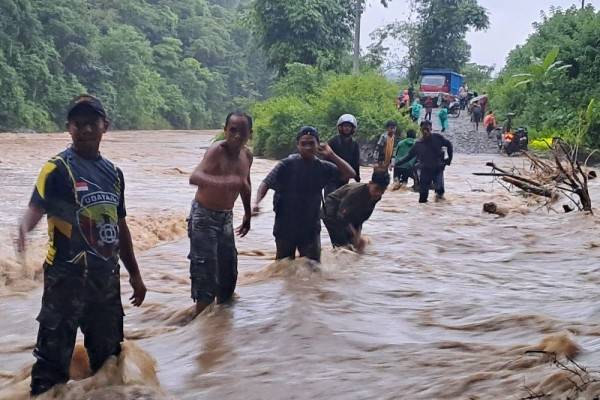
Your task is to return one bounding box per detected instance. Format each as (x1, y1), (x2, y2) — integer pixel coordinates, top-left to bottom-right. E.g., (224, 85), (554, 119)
(2, 131), (600, 399)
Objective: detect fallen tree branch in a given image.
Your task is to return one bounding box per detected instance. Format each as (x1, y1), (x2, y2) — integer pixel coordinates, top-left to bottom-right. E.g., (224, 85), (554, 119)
(473, 172), (549, 188)
(475, 140), (594, 214)
(501, 176), (554, 198)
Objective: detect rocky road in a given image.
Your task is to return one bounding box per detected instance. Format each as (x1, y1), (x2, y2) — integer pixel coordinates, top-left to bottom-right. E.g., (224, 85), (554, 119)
(360, 108), (499, 164)
(426, 108), (499, 154)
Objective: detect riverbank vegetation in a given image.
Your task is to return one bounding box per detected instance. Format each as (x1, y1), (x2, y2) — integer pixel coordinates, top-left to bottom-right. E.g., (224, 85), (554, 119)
(485, 6), (600, 149)
(0, 0), (271, 131)
(1, 0), (599, 154)
(252, 65), (411, 158)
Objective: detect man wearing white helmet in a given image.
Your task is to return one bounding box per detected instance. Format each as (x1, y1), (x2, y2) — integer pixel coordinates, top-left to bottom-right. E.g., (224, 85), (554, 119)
(325, 114), (361, 196)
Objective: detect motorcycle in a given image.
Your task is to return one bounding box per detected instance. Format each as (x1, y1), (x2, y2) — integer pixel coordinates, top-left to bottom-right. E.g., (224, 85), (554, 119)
(448, 100), (461, 118)
(500, 127), (528, 155)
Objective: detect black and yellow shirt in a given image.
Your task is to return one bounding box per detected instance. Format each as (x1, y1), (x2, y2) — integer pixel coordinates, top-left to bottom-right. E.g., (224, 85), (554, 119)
(30, 147), (126, 269)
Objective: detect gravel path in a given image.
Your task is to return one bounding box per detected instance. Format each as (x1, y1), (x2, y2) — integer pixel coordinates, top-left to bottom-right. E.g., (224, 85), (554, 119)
(359, 109), (500, 164)
(424, 108), (499, 154)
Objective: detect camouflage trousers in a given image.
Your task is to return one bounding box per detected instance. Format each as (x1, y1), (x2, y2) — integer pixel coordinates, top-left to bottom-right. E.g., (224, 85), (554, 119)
(187, 201), (238, 305)
(30, 262), (124, 395)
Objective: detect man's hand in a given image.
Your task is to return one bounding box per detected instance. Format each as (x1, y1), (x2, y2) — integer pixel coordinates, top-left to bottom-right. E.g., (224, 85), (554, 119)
(251, 204), (261, 216)
(236, 214), (251, 237)
(348, 225), (366, 254)
(355, 237), (367, 254)
(129, 274), (147, 307)
(317, 143), (334, 160)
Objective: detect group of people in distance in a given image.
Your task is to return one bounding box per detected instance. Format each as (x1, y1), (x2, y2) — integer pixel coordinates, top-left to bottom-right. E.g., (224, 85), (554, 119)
(17, 94), (453, 396)
(373, 118), (453, 203)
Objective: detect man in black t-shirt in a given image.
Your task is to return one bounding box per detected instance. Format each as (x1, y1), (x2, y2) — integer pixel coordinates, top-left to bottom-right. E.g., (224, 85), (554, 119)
(253, 126), (356, 262)
(17, 95), (147, 396)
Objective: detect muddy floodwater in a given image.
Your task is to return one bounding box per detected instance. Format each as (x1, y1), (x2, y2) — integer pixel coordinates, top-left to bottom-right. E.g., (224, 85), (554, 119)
(2, 130), (600, 399)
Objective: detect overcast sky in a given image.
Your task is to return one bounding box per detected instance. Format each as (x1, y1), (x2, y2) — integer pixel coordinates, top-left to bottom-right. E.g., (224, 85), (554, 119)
(361, 0), (600, 71)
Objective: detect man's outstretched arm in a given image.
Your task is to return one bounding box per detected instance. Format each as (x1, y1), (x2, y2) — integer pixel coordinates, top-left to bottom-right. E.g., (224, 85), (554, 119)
(17, 205), (44, 252)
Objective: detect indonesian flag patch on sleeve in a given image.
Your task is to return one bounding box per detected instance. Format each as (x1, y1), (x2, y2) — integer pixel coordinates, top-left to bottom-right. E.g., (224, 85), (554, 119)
(75, 181), (89, 192)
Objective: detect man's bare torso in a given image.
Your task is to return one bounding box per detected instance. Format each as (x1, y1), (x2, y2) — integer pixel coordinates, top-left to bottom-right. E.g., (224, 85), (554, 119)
(194, 141), (252, 211)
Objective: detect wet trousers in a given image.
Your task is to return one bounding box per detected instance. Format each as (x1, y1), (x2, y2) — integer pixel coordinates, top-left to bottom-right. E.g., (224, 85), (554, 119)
(275, 232), (321, 262)
(394, 166), (415, 183)
(187, 201), (238, 305)
(31, 263), (123, 395)
(419, 167), (445, 203)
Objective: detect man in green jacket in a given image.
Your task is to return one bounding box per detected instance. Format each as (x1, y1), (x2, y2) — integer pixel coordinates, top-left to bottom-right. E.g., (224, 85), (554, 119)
(392, 129), (417, 190)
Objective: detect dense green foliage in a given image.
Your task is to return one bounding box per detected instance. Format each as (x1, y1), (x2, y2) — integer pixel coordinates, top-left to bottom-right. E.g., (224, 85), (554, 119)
(252, 63), (414, 159)
(0, 0), (272, 132)
(487, 6), (600, 147)
(251, 0), (353, 76)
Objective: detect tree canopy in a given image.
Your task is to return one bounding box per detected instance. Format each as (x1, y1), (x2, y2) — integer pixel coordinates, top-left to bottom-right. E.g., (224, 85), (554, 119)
(488, 5), (600, 147)
(0, 0), (272, 131)
(251, 0), (354, 76)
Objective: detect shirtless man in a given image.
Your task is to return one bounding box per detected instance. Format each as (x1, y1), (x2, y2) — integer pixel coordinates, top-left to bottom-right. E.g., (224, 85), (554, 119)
(188, 112), (253, 314)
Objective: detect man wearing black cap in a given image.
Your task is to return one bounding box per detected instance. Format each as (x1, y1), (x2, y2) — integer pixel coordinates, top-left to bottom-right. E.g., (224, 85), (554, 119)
(17, 94), (147, 395)
(253, 126), (356, 262)
(321, 170), (390, 252)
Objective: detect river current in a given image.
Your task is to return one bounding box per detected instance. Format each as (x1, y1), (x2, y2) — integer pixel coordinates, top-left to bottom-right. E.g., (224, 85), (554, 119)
(1, 130), (600, 399)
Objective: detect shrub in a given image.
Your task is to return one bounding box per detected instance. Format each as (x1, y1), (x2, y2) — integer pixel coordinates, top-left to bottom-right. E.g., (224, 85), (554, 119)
(252, 68), (415, 159)
(252, 96), (314, 159)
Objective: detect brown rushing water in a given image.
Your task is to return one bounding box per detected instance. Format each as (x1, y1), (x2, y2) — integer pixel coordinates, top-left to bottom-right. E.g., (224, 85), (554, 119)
(2, 130), (600, 399)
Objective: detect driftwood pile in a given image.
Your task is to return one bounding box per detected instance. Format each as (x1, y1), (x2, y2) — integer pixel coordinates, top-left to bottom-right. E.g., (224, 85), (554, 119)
(475, 139), (595, 214)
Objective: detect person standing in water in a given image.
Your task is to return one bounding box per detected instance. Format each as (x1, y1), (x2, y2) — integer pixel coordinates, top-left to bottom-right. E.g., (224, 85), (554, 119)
(253, 126), (356, 262)
(321, 170), (389, 252)
(394, 120), (453, 203)
(188, 111), (253, 315)
(392, 129), (417, 190)
(325, 114), (361, 196)
(374, 120), (399, 171)
(17, 95), (147, 396)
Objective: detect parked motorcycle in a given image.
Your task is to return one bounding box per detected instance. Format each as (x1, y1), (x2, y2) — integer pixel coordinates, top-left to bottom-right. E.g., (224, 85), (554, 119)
(500, 127), (528, 155)
(448, 100), (461, 118)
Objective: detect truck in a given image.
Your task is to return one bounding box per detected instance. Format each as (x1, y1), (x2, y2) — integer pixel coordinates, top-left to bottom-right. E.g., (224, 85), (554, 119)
(419, 68), (464, 106)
